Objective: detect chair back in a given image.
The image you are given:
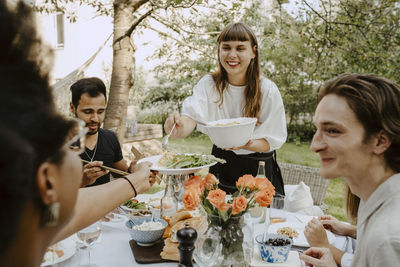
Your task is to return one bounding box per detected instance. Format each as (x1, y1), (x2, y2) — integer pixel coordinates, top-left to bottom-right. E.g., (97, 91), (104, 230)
(279, 162), (329, 207)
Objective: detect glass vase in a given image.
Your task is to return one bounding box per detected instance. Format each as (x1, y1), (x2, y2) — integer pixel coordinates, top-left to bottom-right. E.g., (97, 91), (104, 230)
(194, 214), (253, 267)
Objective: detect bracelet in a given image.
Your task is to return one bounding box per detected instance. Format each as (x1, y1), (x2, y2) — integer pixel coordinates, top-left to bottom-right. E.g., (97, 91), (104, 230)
(122, 176), (137, 197)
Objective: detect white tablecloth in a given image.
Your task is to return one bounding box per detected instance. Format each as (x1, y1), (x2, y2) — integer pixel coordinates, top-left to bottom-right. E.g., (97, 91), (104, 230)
(55, 192), (346, 267)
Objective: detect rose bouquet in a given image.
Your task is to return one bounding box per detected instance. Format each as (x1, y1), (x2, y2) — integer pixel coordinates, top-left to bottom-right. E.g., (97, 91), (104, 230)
(182, 173), (275, 266)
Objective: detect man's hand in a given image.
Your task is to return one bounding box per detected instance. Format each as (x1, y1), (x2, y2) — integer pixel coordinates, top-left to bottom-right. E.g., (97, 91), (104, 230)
(304, 218), (330, 247)
(300, 247), (337, 267)
(81, 161), (108, 187)
(318, 215), (356, 238)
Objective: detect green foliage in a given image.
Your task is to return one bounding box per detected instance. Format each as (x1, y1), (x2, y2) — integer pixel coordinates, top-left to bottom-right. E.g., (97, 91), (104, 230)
(137, 0), (246, 125)
(38, 0), (400, 144)
(287, 122), (315, 143)
(296, 0), (400, 84)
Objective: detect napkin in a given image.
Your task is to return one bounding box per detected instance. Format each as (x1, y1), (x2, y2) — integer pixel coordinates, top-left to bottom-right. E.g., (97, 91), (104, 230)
(284, 182), (313, 212)
(250, 250), (302, 267)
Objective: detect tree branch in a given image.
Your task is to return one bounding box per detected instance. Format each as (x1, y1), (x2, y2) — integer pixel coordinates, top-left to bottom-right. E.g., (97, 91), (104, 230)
(132, 0), (150, 11)
(150, 13), (219, 36)
(149, 0), (197, 9)
(113, 8), (153, 45)
(147, 26), (214, 60)
(170, 0), (197, 9)
(302, 0), (361, 27)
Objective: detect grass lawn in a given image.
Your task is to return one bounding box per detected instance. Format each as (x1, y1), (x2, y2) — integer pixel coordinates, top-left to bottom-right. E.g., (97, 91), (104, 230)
(154, 134), (347, 221)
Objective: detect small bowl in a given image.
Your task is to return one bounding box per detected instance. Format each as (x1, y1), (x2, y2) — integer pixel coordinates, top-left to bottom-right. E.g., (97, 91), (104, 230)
(125, 217), (168, 246)
(203, 117), (257, 149)
(255, 234), (292, 263)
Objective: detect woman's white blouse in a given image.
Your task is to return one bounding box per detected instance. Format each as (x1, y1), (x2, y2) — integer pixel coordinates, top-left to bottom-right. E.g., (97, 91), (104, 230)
(182, 75), (287, 155)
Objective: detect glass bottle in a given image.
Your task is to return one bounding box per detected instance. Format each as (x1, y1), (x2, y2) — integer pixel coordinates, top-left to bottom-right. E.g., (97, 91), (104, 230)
(256, 161), (266, 178)
(160, 175), (178, 218)
(250, 161), (266, 220)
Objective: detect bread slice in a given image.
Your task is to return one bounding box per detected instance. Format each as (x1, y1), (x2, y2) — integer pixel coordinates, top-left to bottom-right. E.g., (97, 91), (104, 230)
(160, 238), (179, 261)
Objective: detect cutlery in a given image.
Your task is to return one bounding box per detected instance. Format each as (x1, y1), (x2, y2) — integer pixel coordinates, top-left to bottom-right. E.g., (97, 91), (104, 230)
(342, 236), (350, 252)
(131, 145), (145, 160)
(81, 159), (129, 176)
(162, 122), (176, 151)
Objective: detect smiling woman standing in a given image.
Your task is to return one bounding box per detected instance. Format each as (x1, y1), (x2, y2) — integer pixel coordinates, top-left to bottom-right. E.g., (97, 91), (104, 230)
(164, 22), (287, 194)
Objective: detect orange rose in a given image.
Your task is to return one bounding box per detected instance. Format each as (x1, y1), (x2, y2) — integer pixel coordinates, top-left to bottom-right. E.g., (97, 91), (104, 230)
(216, 202), (231, 212)
(255, 177), (272, 191)
(203, 173), (219, 190)
(182, 188), (201, 210)
(236, 174), (256, 190)
(232, 195), (247, 215)
(255, 189), (275, 207)
(207, 188), (227, 210)
(185, 184), (202, 196)
(184, 175), (204, 192)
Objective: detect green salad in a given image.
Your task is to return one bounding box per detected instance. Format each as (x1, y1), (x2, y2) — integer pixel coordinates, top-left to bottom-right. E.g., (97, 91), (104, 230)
(165, 154), (226, 169)
(124, 199), (146, 209)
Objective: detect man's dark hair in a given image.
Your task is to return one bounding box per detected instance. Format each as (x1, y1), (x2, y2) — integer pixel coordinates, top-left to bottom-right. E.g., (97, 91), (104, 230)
(0, 0), (73, 256)
(70, 77), (107, 107)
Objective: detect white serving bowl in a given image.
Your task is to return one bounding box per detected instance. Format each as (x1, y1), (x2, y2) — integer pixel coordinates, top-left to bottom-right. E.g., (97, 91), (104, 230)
(203, 117), (257, 149)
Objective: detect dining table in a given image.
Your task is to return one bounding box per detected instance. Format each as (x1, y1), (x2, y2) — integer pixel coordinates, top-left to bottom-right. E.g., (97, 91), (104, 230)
(53, 191), (349, 267)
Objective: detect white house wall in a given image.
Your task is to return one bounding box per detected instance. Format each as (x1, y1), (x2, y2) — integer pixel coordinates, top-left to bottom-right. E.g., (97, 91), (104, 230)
(35, 4), (113, 84)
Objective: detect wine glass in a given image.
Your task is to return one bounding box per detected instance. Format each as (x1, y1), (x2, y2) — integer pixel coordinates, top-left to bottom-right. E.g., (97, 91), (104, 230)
(77, 221), (102, 267)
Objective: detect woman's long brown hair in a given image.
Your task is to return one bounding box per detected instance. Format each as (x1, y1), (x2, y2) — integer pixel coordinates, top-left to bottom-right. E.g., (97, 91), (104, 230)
(345, 184), (360, 224)
(211, 22), (262, 121)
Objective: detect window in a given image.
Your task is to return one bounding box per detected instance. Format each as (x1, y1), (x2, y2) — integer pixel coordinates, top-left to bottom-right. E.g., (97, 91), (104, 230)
(55, 13), (65, 48)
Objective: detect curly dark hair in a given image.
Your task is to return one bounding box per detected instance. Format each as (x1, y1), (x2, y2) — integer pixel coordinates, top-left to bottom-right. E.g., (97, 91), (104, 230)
(319, 73), (400, 173)
(0, 0), (74, 256)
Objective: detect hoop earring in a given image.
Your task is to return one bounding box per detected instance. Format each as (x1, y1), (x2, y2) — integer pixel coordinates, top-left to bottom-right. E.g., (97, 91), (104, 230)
(41, 202), (60, 227)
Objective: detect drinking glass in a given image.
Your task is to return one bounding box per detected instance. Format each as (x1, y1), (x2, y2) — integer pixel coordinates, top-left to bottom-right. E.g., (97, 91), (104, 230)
(269, 194), (287, 224)
(77, 221), (102, 267)
(193, 226), (221, 267)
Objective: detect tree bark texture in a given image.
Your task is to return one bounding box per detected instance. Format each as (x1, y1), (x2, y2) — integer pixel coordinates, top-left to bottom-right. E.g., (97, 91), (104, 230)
(103, 0), (135, 141)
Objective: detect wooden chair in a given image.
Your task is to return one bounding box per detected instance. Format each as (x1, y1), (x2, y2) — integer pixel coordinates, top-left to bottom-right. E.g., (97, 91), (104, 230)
(279, 162), (330, 213)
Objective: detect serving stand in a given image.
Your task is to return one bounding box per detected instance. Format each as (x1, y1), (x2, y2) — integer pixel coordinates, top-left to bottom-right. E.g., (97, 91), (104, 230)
(137, 154), (218, 218)
(159, 173), (190, 218)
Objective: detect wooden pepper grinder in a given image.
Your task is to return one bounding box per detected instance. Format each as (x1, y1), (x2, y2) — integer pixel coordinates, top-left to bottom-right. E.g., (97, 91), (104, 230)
(177, 222), (197, 267)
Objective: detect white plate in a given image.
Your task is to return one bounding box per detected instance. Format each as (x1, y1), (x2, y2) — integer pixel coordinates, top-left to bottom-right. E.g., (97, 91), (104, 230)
(41, 237), (76, 266)
(137, 154), (218, 175)
(268, 222), (336, 247)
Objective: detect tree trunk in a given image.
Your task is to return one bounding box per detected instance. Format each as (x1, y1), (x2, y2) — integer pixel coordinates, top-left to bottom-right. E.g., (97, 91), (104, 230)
(103, 0), (135, 141)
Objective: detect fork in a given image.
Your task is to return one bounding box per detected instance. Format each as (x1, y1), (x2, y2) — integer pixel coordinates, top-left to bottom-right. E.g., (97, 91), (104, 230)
(162, 122), (176, 151)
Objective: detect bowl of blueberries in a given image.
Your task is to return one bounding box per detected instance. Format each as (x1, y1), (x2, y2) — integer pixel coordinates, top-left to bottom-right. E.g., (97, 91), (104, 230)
(255, 234), (293, 263)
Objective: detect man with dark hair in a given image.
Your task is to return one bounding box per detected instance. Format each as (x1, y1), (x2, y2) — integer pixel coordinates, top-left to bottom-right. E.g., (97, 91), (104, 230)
(70, 77), (134, 186)
(301, 73), (400, 266)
